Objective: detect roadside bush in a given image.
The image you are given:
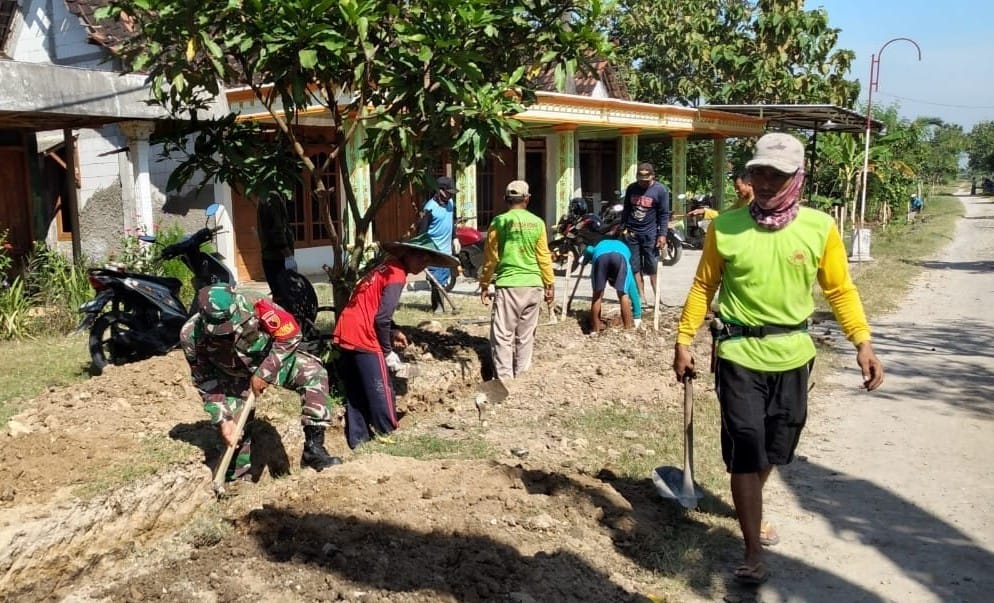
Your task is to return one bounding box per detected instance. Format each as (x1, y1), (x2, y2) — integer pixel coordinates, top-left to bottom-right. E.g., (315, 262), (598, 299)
(0, 277), (32, 340)
(25, 242), (92, 334)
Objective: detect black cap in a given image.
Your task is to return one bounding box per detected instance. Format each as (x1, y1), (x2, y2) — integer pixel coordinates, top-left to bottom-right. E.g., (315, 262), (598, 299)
(437, 176), (459, 194)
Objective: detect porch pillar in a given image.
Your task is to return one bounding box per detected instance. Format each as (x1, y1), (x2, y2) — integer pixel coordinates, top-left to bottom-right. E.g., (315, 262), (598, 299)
(118, 121), (156, 235)
(455, 164), (479, 229)
(553, 124), (577, 222)
(671, 135), (688, 214)
(619, 128), (640, 190)
(345, 126), (372, 244)
(711, 136), (727, 209)
(62, 129), (82, 260)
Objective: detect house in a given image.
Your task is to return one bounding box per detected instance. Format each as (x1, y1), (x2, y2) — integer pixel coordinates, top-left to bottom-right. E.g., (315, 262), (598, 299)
(0, 0), (233, 275)
(1, 0), (765, 285)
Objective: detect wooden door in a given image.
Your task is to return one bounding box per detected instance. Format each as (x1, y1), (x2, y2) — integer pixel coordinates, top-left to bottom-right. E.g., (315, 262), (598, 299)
(232, 191), (264, 282)
(0, 147), (33, 267)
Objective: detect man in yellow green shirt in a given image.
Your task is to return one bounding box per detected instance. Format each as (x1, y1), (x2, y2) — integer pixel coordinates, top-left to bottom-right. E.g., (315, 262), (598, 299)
(478, 180), (555, 380)
(672, 133), (884, 586)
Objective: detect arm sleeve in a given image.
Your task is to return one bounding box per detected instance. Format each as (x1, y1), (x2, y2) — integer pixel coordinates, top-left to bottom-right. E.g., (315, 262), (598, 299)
(535, 228), (554, 286)
(818, 225), (872, 346)
(704, 208), (720, 220)
(417, 211), (431, 235)
(676, 223), (723, 345)
(478, 225), (500, 286)
(374, 282), (404, 353)
(657, 187), (671, 236)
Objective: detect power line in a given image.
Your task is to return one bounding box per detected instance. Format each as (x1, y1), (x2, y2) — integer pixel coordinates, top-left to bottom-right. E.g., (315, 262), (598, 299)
(876, 91), (994, 110)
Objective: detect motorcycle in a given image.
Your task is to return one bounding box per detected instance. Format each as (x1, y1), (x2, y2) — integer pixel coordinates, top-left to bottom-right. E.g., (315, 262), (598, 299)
(661, 227), (684, 266)
(447, 215), (486, 291)
(549, 197), (598, 274)
(78, 203), (234, 375)
(673, 192), (714, 250)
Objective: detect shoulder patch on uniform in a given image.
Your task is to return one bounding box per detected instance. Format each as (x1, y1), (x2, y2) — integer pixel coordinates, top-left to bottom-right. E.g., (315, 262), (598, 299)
(253, 299), (301, 340)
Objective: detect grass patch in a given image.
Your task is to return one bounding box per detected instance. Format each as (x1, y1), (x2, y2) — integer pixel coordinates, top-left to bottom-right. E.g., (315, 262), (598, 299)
(0, 333), (91, 423)
(359, 433), (495, 460)
(184, 507), (235, 548)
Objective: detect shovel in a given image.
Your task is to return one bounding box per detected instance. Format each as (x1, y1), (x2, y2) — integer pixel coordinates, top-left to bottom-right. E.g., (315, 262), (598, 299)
(652, 373), (703, 509)
(474, 378), (509, 423)
(652, 258), (664, 331)
(211, 391), (257, 497)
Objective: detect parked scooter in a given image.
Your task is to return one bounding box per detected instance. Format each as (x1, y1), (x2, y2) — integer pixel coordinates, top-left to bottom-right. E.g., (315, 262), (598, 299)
(548, 197), (593, 275)
(447, 216), (486, 291)
(673, 192), (714, 250)
(78, 203), (234, 375)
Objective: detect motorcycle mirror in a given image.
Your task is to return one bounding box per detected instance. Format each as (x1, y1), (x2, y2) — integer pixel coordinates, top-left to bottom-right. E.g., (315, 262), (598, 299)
(678, 193), (687, 200)
(205, 203), (221, 218)
(138, 235), (157, 243)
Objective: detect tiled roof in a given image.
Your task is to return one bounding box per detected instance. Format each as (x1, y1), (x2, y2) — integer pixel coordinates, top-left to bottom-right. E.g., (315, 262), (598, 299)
(65, 0), (135, 50)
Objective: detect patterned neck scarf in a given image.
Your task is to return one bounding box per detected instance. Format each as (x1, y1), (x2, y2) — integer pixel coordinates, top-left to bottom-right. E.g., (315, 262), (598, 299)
(749, 170), (805, 230)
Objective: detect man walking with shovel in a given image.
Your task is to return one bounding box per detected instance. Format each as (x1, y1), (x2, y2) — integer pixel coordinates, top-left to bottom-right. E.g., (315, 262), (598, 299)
(672, 133), (884, 586)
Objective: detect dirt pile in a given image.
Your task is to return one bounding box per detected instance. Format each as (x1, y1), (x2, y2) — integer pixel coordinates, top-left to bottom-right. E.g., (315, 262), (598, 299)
(1, 307), (712, 602)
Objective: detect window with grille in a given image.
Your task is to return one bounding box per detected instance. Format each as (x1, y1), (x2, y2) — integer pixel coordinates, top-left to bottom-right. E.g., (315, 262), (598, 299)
(289, 150), (338, 248)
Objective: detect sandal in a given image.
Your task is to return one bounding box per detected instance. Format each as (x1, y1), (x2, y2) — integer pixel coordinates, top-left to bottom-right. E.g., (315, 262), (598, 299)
(759, 520), (780, 547)
(733, 562), (769, 586)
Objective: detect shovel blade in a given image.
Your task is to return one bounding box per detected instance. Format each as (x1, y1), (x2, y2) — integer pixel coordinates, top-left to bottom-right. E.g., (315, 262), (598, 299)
(476, 378), (509, 404)
(652, 465), (703, 509)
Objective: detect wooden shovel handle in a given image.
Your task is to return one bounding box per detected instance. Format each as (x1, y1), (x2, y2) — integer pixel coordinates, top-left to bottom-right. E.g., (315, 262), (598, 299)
(211, 391), (257, 495)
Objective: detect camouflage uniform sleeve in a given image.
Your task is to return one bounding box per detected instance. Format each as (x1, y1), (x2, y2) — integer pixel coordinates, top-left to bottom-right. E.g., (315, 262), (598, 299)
(179, 315), (234, 424)
(252, 299), (302, 382)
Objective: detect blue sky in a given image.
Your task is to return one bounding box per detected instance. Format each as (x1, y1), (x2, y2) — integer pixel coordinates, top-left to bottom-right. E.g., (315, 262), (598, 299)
(806, 0), (993, 132)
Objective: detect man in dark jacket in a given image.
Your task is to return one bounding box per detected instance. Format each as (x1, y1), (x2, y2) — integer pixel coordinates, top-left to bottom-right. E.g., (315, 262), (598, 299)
(621, 163), (670, 305)
(257, 191), (297, 306)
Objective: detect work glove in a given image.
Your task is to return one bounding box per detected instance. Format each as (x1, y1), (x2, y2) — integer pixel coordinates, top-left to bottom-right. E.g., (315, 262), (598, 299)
(284, 256), (298, 272)
(385, 351), (402, 371)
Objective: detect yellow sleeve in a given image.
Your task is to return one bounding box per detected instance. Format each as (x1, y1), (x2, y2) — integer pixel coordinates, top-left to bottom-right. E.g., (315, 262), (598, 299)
(676, 223), (723, 345)
(704, 208), (719, 220)
(535, 228), (554, 286)
(818, 225), (871, 345)
(478, 225), (500, 287)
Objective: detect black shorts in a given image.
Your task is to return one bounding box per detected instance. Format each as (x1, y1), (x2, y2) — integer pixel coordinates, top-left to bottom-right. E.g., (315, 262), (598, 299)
(714, 358), (813, 473)
(591, 252), (629, 294)
(624, 232), (659, 275)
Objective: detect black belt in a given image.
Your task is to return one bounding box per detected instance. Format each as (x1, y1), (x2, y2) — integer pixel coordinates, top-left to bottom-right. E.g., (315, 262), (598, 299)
(709, 317), (808, 341)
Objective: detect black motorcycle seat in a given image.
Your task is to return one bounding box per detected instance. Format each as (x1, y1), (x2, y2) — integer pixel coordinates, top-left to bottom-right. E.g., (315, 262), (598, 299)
(91, 268), (182, 293)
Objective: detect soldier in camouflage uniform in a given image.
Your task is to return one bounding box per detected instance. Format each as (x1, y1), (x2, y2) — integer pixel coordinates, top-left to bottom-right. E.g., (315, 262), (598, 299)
(180, 284), (341, 479)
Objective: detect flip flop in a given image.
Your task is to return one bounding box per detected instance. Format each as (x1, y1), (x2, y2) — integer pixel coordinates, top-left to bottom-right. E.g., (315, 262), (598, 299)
(760, 520), (780, 547)
(733, 562), (769, 586)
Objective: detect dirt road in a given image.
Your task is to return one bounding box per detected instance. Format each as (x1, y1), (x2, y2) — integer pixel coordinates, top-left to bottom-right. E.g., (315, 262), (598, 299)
(756, 193), (994, 602)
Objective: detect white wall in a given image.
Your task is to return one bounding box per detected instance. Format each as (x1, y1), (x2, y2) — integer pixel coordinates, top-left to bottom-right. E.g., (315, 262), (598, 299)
(9, 0), (50, 62)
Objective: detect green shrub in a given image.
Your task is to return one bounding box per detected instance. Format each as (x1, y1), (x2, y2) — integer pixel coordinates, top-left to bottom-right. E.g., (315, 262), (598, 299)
(0, 277), (32, 340)
(24, 242), (92, 334)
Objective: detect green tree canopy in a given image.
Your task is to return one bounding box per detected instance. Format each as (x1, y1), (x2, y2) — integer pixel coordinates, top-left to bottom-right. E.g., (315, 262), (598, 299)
(968, 121), (994, 174)
(97, 0), (610, 296)
(610, 0), (858, 106)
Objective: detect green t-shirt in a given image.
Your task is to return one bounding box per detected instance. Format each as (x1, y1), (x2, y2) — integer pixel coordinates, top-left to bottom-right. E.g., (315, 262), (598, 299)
(488, 208), (548, 288)
(714, 206), (833, 371)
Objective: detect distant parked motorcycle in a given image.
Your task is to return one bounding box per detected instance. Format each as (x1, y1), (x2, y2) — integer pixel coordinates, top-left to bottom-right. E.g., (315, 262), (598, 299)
(548, 197), (593, 275)
(673, 192), (714, 250)
(78, 203), (234, 375)
(447, 216), (487, 291)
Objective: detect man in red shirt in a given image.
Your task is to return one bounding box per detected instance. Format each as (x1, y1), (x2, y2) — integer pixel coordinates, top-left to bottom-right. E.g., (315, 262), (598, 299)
(332, 234), (459, 449)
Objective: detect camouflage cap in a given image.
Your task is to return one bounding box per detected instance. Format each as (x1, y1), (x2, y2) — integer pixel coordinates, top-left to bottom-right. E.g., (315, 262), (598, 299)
(197, 285), (253, 336)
